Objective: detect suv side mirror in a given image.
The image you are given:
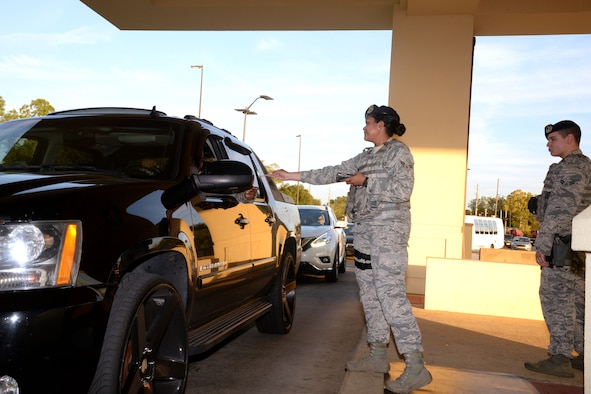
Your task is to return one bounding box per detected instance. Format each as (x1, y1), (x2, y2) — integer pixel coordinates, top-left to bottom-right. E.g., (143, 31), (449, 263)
(161, 160), (254, 209)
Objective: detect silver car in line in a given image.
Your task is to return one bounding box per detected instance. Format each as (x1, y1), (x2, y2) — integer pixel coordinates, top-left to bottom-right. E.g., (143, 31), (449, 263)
(297, 205), (347, 282)
(511, 236), (532, 251)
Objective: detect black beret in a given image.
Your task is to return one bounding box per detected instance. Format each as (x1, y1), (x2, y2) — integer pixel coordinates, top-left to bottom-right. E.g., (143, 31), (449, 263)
(365, 104), (400, 123)
(544, 120), (580, 139)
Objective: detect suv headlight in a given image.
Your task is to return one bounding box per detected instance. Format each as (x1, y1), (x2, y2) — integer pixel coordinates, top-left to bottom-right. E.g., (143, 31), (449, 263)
(0, 221), (82, 290)
(311, 232), (332, 248)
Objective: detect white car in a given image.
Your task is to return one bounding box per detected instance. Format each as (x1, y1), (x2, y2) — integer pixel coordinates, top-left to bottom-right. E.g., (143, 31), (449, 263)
(297, 205), (347, 282)
(511, 236), (532, 251)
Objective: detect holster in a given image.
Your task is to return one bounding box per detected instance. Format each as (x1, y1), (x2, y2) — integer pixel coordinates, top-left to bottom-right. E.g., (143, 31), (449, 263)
(547, 234), (572, 267)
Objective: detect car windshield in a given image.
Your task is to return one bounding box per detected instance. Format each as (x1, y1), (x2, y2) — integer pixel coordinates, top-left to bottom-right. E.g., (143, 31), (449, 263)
(298, 208), (329, 226)
(0, 117), (179, 180)
(516, 237), (530, 242)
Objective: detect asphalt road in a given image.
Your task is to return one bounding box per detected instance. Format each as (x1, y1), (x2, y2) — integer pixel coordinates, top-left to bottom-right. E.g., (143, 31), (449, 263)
(185, 259), (364, 394)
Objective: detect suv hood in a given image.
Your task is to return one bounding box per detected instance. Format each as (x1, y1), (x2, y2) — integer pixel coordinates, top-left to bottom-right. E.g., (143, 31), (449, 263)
(0, 172), (168, 223)
(0, 172), (127, 198)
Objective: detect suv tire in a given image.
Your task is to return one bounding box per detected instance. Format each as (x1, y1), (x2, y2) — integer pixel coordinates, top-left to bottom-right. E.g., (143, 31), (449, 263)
(89, 272), (188, 394)
(256, 251), (297, 334)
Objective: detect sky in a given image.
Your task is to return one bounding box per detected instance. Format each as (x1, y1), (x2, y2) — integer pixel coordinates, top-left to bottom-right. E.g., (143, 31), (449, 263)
(1, 1), (590, 206)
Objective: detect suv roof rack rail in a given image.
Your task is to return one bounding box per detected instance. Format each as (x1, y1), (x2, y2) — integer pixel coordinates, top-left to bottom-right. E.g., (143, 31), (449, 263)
(184, 115), (214, 126)
(48, 106), (167, 117)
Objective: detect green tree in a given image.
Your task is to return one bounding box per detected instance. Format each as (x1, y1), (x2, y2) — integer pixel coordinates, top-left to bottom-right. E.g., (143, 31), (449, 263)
(329, 195), (347, 220)
(467, 195), (506, 217)
(468, 189), (539, 237)
(0, 96), (55, 122)
(264, 162), (280, 174)
(279, 183), (320, 205)
(506, 189), (539, 236)
(0, 96), (18, 122)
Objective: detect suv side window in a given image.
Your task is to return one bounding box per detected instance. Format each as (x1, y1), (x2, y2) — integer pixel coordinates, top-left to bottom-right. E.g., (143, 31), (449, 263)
(197, 134), (266, 202)
(246, 155), (268, 202)
(219, 138), (266, 202)
(207, 135), (229, 160)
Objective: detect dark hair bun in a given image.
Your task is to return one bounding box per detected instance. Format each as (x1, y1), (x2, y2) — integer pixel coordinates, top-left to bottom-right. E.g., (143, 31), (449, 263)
(395, 123), (406, 136)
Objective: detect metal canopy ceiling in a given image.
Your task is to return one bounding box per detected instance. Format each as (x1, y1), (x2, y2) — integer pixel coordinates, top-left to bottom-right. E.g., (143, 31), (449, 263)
(81, 0), (591, 35)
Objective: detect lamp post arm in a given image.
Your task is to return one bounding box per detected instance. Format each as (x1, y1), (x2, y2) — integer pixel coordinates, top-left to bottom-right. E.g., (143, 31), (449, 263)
(246, 96), (261, 111)
(239, 95), (273, 142)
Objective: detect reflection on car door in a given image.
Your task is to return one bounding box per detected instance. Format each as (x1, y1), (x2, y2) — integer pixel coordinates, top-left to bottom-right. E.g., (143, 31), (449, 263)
(183, 196), (253, 327)
(227, 149), (276, 297)
(246, 171), (277, 296)
(186, 135), (256, 327)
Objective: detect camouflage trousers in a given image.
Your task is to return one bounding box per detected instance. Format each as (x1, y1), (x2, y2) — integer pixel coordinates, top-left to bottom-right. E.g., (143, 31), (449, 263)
(540, 266), (585, 357)
(353, 220), (424, 355)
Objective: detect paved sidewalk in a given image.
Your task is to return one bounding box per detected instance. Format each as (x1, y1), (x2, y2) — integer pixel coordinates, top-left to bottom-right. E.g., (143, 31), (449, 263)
(339, 302), (584, 394)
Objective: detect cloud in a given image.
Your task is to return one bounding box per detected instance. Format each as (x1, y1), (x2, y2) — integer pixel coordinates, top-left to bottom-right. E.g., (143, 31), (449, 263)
(467, 35), (591, 202)
(256, 37), (283, 51)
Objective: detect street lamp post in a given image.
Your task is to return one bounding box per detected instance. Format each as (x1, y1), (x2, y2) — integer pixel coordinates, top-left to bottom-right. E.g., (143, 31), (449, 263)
(234, 95), (273, 142)
(296, 134), (302, 205)
(191, 65), (203, 118)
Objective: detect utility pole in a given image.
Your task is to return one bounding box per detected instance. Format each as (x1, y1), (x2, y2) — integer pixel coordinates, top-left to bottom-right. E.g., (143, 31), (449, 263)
(190, 65), (204, 117)
(296, 134), (301, 205)
(494, 178), (500, 217)
(475, 184), (479, 216)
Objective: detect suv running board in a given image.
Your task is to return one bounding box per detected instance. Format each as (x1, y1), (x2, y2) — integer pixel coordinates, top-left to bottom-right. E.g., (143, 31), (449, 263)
(188, 300), (272, 355)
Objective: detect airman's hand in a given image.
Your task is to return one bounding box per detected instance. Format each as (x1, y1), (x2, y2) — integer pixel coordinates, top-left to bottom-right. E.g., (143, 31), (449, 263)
(535, 251), (550, 267)
(345, 172), (367, 187)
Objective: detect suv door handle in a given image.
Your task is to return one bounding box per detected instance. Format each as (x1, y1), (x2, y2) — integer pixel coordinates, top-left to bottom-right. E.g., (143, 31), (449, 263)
(235, 213), (250, 229)
(265, 215), (276, 226)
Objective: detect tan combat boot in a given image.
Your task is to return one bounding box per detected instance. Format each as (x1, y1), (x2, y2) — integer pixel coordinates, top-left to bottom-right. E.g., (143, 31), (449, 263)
(345, 342), (390, 373)
(525, 355), (574, 378)
(385, 351), (432, 394)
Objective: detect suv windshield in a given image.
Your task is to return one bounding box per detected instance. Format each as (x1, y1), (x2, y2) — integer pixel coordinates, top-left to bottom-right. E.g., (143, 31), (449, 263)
(0, 117), (179, 179)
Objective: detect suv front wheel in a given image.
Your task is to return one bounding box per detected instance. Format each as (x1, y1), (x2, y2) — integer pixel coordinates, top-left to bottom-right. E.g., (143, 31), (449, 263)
(256, 251), (297, 334)
(89, 272), (188, 394)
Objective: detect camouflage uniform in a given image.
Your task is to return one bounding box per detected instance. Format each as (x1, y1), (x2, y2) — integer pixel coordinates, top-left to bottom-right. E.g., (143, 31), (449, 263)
(535, 149), (591, 359)
(300, 137), (424, 354)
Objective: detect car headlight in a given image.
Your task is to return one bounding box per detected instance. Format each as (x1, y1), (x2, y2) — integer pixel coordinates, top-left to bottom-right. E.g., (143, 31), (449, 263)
(310, 232), (332, 248)
(0, 221), (82, 290)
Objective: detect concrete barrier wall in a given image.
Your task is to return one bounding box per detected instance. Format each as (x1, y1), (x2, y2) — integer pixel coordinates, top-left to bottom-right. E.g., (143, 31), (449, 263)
(571, 205), (591, 389)
(424, 255), (543, 321)
(479, 248), (535, 265)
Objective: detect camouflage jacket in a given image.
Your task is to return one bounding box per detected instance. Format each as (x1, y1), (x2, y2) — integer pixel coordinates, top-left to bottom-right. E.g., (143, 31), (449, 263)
(535, 149), (591, 255)
(300, 138), (414, 225)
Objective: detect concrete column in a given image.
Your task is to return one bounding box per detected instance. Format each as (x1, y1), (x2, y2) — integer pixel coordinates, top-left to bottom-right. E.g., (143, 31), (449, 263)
(571, 207), (591, 388)
(388, 11), (475, 293)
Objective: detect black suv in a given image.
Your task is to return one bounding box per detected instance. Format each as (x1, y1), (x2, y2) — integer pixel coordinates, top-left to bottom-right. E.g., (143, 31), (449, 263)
(0, 107), (301, 393)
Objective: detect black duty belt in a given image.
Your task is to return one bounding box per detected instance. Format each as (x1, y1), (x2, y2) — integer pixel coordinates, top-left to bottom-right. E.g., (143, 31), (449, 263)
(354, 249), (372, 270)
